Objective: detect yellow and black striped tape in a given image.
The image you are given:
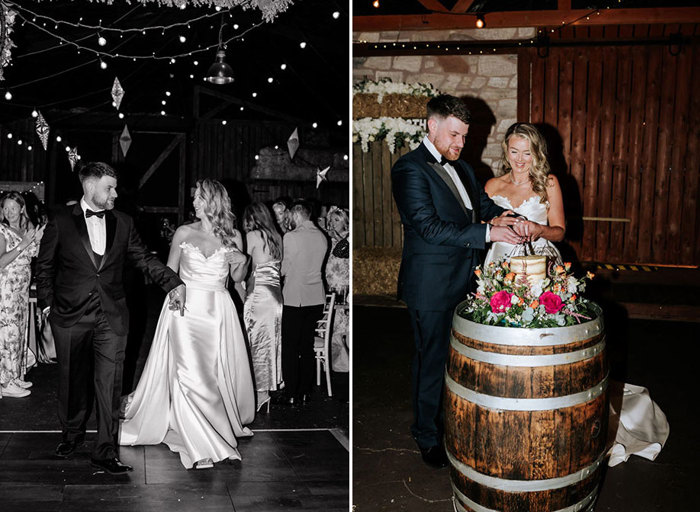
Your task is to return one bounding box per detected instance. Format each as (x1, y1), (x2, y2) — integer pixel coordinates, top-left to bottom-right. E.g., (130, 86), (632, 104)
(593, 263), (657, 272)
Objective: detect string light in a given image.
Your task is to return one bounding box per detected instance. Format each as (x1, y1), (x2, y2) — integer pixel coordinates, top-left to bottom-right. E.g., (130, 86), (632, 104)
(332, 11), (340, 19)
(299, 42), (306, 49)
(475, 14), (485, 29)
(4, 91), (12, 100)
(373, 0), (380, 8)
(280, 63), (286, 70)
(98, 35), (107, 46)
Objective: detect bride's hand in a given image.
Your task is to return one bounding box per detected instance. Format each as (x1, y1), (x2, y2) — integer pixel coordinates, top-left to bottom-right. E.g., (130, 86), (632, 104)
(513, 219), (544, 241)
(224, 248), (248, 266)
(490, 210), (520, 227)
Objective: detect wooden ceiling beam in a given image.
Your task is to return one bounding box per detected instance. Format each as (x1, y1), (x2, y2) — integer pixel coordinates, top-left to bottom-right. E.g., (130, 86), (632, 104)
(353, 7), (700, 32)
(416, 0), (449, 13)
(451, 0), (476, 14)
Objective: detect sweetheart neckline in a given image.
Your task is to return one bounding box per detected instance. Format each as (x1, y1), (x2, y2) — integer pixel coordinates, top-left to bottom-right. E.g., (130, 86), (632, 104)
(491, 194), (542, 211)
(180, 241), (227, 260)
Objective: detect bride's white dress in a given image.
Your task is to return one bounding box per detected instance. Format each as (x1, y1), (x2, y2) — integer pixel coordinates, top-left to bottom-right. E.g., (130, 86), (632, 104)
(484, 194), (670, 467)
(119, 242), (255, 468)
(484, 195), (563, 267)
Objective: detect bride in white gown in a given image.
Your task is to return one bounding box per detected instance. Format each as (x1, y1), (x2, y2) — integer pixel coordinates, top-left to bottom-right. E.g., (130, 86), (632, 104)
(484, 123), (669, 466)
(119, 179), (255, 469)
(484, 122), (565, 267)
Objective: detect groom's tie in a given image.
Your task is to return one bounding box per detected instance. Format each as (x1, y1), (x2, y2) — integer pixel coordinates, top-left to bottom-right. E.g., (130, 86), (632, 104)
(439, 156), (449, 166)
(86, 209), (105, 219)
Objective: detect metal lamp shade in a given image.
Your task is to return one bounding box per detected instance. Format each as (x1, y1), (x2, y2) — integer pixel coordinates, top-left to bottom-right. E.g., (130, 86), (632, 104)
(206, 50), (234, 84)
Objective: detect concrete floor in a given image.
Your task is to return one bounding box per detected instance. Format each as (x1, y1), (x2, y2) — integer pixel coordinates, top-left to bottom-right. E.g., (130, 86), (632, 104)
(353, 267), (700, 512)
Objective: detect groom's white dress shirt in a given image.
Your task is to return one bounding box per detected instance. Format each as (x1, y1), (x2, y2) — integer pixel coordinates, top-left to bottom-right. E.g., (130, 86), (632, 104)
(80, 197), (106, 256)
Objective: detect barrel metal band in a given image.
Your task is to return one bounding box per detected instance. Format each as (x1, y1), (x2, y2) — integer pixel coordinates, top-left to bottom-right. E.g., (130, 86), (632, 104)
(450, 334), (606, 367)
(451, 482), (599, 512)
(445, 372), (608, 411)
(452, 301), (603, 347)
(446, 448), (605, 492)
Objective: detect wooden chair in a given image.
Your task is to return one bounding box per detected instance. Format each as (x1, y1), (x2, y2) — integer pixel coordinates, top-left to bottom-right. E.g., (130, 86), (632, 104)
(313, 292), (336, 397)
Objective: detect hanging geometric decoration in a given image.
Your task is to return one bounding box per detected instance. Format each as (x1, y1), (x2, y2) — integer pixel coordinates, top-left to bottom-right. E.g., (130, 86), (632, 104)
(35, 111), (50, 150)
(287, 127), (299, 160)
(67, 147), (81, 171)
(119, 125), (132, 157)
(111, 77), (125, 110)
(316, 166), (330, 189)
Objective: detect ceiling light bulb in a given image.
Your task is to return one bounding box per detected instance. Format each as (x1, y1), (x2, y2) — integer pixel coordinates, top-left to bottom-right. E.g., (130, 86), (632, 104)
(27, 145), (32, 151)
(300, 42), (306, 49)
(373, 0), (379, 8)
(4, 91), (12, 100)
(193, 60), (199, 66)
(312, 122), (318, 128)
(65, 146), (71, 152)
(6, 133), (12, 139)
(32, 109), (38, 118)
(233, 24), (239, 29)
(179, 35), (186, 43)
(267, 77), (273, 83)
(280, 63), (287, 70)
(118, 113), (124, 119)
(98, 35), (107, 46)
(255, 155), (259, 160)
(161, 110), (166, 116)
(252, 92), (257, 98)
(337, 120), (342, 126)
(56, 136), (62, 142)
(475, 14), (485, 28)
(343, 154), (348, 160)
(333, 11), (340, 19)
(100, 60), (107, 69)
(222, 120), (227, 125)
(166, 91), (172, 96)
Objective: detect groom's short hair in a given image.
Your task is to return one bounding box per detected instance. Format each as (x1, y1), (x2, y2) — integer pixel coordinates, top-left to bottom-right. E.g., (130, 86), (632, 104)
(290, 199), (312, 220)
(78, 162), (118, 183)
(426, 95), (471, 125)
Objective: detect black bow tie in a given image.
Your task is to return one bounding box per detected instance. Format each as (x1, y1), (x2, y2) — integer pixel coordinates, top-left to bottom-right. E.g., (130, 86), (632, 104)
(439, 156), (450, 166)
(86, 209), (105, 219)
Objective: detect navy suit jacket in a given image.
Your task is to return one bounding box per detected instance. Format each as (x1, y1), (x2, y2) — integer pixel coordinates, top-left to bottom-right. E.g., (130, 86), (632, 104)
(391, 143), (504, 312)
(36, 204), (183, 336)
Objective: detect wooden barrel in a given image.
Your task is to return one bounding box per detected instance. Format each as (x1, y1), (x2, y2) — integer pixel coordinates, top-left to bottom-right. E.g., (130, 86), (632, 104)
(445, 302), (607, 512)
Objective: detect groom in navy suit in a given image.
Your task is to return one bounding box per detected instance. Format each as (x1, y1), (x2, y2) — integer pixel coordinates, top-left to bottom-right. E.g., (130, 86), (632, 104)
(392, 95), (522, 468)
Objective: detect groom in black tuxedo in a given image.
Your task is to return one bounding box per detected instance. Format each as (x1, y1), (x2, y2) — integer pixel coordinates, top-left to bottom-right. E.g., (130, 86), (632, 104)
(36, 162), (185, 474)
(392, 95), (522, 468)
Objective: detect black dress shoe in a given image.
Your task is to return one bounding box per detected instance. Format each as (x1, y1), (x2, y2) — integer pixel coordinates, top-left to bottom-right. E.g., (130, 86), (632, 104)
(90, 457), (133, 474)
(55, 437), (84, 458)
(420, 445), (449, 469)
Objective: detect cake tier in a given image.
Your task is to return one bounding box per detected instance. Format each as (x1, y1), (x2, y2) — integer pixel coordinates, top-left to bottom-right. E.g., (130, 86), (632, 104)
(510, 255), (546, 286)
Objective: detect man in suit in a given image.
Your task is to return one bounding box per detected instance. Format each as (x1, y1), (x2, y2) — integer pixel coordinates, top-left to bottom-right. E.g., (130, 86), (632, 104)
(392, 95), (523, 468)
(278, 199), (328, 405)
(36, 162), (186, 474)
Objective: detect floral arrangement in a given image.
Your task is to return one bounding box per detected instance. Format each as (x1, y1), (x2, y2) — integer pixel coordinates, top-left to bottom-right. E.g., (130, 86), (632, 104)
(459, 259), (597, 328)
(353, 116), (426, 153)
(0, 2), (16, 81)
(353, 78), (441, 103)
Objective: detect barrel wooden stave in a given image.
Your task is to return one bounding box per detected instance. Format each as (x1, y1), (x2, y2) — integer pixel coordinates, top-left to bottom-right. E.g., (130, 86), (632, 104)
(446, 303), (608, 512)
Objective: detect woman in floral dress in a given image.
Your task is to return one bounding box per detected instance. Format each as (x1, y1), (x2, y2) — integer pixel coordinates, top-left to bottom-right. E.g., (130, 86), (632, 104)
(0, 192), (44, 398)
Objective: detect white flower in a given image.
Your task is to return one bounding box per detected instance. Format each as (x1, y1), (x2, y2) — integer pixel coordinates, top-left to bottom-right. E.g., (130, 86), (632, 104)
(531, 282), (543, 298)
(510, 294), (519, 305)
(567, 276), (578, 294)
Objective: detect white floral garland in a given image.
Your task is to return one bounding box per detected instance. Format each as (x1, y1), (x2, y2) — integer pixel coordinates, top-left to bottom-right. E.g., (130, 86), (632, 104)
(0, 1), (16, 81)
(353, 117), (426, 154)
(353, 78), (440, 103)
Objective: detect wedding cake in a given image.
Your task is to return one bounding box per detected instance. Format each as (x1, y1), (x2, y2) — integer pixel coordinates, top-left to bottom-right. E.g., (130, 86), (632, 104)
(510, 255), (546, 287)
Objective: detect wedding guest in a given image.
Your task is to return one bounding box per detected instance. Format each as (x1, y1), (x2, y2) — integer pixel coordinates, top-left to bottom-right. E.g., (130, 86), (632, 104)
(0, 192), (44, 398)
(272, 197), (292, 233)
(277, 200), (328, 405)
(242, 202), (283, 413)
(120, 178), (254, 470)
(483, 122), (565, 266)
(36, 162), (185, 474)
(325, 206), (349, 303)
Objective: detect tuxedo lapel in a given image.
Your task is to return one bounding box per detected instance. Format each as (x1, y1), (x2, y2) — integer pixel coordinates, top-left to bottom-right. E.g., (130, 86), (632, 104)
(71, 204), (99, 269)
(427, 161), (469, 217)
(100, 211), (117, 271)
(454, 162), (479, 224)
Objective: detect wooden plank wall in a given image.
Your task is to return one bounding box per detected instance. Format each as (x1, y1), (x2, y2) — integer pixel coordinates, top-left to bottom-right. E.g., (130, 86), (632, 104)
(518, 24), (700, 265)
(353, 141), (410, 249)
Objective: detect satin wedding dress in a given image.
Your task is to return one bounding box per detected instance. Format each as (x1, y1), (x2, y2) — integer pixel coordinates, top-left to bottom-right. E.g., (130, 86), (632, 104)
(483, 194), (669, 466)
(119, 242), (255, 469)
(484, 194), (563, 267)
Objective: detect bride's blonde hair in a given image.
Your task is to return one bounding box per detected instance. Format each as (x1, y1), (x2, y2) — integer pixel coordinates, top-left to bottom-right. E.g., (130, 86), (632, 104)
(500, 123), (551, 204)
(196, 179), (239, 249)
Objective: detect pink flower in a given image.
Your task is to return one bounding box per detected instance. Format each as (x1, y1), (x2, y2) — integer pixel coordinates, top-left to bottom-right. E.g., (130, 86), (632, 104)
(539, 291), (564, 314)
(490, 290), (513, 313)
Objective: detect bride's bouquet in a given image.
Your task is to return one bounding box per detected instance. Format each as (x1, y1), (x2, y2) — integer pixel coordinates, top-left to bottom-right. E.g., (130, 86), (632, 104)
(460, 258), (597, 328)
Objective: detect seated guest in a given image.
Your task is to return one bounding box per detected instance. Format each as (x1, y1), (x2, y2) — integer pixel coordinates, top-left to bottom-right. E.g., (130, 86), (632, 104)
(0, 192), (45, 398)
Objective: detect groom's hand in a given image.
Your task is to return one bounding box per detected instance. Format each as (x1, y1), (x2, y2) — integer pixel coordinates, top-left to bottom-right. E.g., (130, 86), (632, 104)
(490, 225), (525, 245)
(168, 284), (186, 316)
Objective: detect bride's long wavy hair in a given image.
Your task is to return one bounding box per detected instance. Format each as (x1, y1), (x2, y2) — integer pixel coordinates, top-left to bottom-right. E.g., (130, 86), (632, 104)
(242, 202), (282, 260)
(500, 123), (551, 204)
(196, 179), (239, 248)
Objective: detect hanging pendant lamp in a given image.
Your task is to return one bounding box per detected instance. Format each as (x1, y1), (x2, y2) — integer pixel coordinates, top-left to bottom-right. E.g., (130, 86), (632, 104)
(206, 17), (234, 84)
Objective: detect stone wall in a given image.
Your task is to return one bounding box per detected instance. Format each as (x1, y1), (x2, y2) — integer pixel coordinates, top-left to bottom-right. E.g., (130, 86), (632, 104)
(353, 27), (536, 177)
